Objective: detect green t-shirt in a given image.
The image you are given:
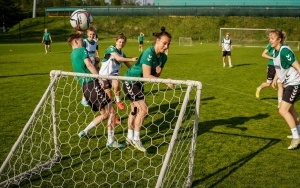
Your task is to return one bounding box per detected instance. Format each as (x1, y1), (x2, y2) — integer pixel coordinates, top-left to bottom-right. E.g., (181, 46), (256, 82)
(124, 46), (167, 82)
(70, 47), (95, 86)
(265, 43), (274, 66)
(138, 35), (144, 42)
(43, 32), (51, 41)
(102, 45), (125, 62)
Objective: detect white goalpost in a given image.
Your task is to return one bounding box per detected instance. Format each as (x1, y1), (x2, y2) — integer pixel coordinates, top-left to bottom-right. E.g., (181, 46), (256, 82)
(219, 28), (300, 51)
(0, 70), (202, 188)
(179, 37), (193, 46)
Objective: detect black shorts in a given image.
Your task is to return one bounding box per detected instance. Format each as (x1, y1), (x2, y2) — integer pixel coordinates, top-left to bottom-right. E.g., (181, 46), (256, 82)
(82, 79), (111, 111)
(282, 85), (300, 104)
(44, 41), (51, 45)
(123, 82), (145, 101)
(139, 41), (143, 45)
(102, 79), (112, 90)
(266, 65), (276, 82)
(222, 51), (231, 57)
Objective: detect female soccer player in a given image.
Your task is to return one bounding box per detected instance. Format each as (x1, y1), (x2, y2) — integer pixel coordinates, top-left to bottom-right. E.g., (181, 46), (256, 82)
(270, 29), (300, 149)
(67, 33), (125, 148)
(221, 33), (233, 68)
(42, 28), (52, 54)
(123, 27), (173, 152)
(99, 33), (138, 111)
(256, 43), (283, 108)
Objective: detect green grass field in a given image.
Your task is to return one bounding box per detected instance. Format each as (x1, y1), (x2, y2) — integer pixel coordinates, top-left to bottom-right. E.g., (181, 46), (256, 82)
(1, 40), (300, 187)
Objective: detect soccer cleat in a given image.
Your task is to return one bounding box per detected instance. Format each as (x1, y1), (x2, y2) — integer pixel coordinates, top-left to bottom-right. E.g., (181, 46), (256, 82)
(114, 118), (121, 125)
(255, 88), (260, 98)
(125, 137), (135, 146)
(78, 131), (87, 138)
(288, 138), (300, 150)
(229, 64), (233, 68)
(116, 101), (125, 110)
(133, 140), (146, 152)
(81, 100), (89, 107)
(287, 135), (300, 139)
(106, 141), (126, 148)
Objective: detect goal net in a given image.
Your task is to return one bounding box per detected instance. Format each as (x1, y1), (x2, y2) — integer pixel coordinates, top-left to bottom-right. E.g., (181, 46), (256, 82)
(0, 70), (202, 188)
(179, 37), (193, 46)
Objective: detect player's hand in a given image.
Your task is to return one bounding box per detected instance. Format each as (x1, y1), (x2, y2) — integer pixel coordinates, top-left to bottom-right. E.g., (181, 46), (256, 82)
(271, 80), (277, 89)
(166, 83), (174, 89)
(132, 57), (138, 61)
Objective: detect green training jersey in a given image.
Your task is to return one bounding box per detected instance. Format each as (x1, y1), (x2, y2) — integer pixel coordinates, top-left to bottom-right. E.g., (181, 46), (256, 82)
(70, 47), (95, 86)
(124, 46), (167, 82)
(43, 32), (51, 41)
(138, 35), (144, 42)
(265, 43), (274, 66)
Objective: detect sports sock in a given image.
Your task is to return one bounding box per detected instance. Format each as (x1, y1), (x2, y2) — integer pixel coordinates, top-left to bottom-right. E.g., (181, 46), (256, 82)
(291, 127), (299, 139)
(127, 129), (134, 140)
(257, 86), (262, 91)
(115, 96), (121, 102)
(83, 121), (96, 134)
(107, 130), (114, 144)
(133, 130), (140, 141)
(278, 97), (282, 103)
(297, 125), (300, 133)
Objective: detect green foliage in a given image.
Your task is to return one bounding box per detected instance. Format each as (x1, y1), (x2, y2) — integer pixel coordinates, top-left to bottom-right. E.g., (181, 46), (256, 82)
(1, 16), (300, 43)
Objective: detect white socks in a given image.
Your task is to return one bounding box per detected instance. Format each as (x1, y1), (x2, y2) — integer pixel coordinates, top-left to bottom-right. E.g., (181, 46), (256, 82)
(127, 129), (140, 141)
(83, 121), (96, 134)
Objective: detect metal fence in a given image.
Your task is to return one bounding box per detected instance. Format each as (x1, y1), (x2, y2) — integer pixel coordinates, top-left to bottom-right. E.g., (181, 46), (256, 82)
(46, 6), (300, 17)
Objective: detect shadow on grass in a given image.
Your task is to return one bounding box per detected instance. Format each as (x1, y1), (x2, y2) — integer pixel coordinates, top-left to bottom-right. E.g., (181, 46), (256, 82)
(198, 113), (269, 133)
(192, 131), (280, 187)
(0, 72), (49, 78)
(233, 63), (252, 67)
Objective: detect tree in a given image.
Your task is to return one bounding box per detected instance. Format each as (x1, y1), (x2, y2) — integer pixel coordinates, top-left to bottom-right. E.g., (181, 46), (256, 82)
(0, 0), (23, 29)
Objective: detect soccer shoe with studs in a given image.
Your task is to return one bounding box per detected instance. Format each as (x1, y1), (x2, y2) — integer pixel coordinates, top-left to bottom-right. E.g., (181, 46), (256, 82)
(133, 140), (146, 152)
(116, 101), (125, 110)
(78, 131), (87, 138)
(125, 137), (135, 146)
(81, 100), (89, 107)
(287, 135), (300, 139)
(106, 141), (125, 148)
(255, 88), (260, 98)
(288, 138), (300, 150)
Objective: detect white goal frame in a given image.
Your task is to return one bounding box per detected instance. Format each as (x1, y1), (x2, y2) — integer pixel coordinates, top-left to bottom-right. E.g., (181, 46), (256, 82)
(0, 70), (202, 188)
(179, 37), (193, 46)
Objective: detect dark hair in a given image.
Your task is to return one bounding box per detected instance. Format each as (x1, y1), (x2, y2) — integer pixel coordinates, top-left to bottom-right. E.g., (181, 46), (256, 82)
(116, 33), (127, 42)
(152, 27), (172, 39)
(67, 33), (82, 46)
(269, 29), (287, 43)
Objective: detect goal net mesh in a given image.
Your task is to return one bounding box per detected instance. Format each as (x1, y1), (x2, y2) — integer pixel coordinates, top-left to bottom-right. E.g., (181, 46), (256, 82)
(0, 70), (202, 188)
(179, 37), (193, 46)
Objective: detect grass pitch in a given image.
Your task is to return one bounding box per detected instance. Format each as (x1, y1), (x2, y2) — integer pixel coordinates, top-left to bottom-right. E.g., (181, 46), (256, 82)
(1, 41), (300, 187)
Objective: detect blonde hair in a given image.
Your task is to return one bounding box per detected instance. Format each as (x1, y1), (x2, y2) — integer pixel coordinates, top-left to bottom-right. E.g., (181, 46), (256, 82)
(269, 29), (287, 43)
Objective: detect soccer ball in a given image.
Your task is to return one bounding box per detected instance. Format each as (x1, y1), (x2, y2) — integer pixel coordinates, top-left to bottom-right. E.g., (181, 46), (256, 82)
(70, 9), (92, 31)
